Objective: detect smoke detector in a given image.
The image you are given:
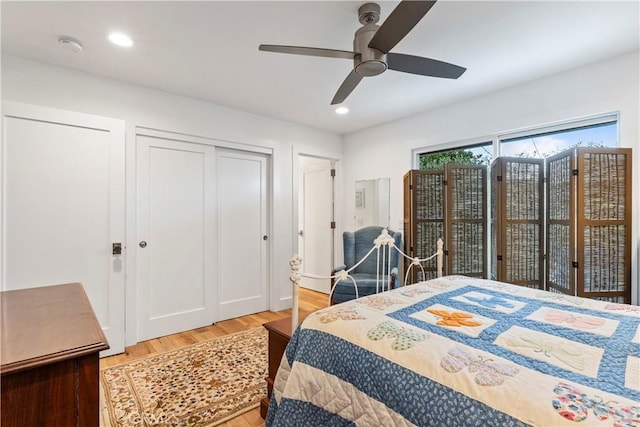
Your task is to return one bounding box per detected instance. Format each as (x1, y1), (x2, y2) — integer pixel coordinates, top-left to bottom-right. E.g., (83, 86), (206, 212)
(58, 37), (83, 53)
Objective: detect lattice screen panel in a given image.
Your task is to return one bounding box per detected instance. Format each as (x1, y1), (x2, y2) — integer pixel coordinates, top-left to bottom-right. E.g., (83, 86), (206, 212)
(546, 150), (575, 296)
(490, 161), (498, 280)
(492, 158), (543, 289)
(577, 149), (631, 303)
(445, 165), (487, 277)
(403, 170), (445, 283)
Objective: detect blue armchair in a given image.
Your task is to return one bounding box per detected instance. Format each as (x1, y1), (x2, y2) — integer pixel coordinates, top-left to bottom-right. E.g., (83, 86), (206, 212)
(331, 226), (402, 304)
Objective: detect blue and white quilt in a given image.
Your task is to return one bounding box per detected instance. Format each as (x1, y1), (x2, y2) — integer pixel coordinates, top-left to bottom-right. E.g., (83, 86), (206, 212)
(266, 276), (640, 426)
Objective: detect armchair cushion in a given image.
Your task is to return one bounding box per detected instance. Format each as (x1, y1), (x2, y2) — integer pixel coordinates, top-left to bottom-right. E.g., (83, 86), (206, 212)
(343, 227), (401, 275)
(332, 226), (402, 303)
(332, 269), (398, 303)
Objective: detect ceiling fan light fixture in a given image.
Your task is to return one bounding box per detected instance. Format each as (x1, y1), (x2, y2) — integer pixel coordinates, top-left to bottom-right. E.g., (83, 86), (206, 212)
(108, 32), (133, 47)
(355, 59), (387, 77)
(335, 106), (349, 114)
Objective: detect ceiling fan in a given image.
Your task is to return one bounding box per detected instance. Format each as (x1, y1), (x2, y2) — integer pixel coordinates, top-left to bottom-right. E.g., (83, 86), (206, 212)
(259, 1), (466, 105)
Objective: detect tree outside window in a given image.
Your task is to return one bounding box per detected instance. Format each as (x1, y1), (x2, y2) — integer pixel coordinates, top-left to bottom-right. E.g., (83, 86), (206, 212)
(419, 143), (491, 170)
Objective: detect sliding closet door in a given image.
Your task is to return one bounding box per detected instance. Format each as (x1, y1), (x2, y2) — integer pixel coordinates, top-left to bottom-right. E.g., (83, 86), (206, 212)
(136, 135), (216, 341)
(2, 102), (125, 355)
(216, 148), (270, 320)
(137, 134), (271, 340)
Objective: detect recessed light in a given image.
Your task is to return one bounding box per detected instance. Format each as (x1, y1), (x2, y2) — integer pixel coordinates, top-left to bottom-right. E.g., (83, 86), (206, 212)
(335, 106), (349, 114)
(108, 32), (133, 47)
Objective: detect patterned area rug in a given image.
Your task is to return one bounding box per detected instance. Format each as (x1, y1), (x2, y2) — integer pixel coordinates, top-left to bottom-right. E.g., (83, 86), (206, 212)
(100, 327), (267, 426)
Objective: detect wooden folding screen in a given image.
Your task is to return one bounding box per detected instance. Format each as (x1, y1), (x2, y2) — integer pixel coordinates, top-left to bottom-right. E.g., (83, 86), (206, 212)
(406, 148), (631, 298)
(546, 148), (632, 303)
(491, 158), (544, 289)
(404, 165), (487, 283)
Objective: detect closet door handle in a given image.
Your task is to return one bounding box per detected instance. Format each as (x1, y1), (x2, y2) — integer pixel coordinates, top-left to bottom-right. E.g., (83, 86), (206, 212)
(139, 241), (147, 248)
(112, 243), (122, 255)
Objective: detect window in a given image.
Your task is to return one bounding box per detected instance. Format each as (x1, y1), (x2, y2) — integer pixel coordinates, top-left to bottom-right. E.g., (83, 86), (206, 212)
(499, 120), (618, 158)
(414, 114), (618, 168)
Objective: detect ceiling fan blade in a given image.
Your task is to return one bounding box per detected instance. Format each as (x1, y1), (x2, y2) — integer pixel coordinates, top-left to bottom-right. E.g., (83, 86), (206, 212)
(331, 70), (363, 105)
(368, 1), (437, 54)
(387, 53), (466, 79)
(259, 45), (356, 60)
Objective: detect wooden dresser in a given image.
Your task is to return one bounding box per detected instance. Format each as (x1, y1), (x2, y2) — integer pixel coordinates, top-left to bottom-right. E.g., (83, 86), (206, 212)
(0, 283), (109, 427)
(261, 317), (298, 419)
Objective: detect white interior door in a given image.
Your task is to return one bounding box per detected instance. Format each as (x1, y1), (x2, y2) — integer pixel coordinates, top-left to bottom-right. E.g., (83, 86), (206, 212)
(217, 148), (269, 320)
(298, 156), (333, 294)
(136, 135), (216, 341)
(1, 102), (125, 356)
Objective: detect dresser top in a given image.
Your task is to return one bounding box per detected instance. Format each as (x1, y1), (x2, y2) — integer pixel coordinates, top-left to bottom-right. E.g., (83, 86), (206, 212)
(1, 283), (109, 375)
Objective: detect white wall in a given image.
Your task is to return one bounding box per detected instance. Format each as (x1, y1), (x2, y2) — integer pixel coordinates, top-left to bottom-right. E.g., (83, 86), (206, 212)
(1, 54), (343, 345)
(342, 50), (640, 304)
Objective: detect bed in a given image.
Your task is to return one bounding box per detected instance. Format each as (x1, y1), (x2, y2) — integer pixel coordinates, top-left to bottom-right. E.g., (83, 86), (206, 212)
(266, 275), (640, 426)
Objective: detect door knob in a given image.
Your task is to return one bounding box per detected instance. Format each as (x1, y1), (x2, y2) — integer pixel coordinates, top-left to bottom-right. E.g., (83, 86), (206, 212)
(263, 235), (268, 241)
(139, 241), (147, 248)
(298, 230), (304, 236)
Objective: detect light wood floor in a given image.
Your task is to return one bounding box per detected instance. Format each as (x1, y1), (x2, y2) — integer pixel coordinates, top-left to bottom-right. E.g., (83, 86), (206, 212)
(100, 287), (329, 426)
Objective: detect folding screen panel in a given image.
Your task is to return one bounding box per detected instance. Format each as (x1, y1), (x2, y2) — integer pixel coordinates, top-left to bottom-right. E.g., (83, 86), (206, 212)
(403, 170), (445, 283)
(576, 148), (632, 303)
(491, 158), (544, 289)
(490, 161), (499, 281)
(546, 149), (576, 296)
(445, 164), (487, 278)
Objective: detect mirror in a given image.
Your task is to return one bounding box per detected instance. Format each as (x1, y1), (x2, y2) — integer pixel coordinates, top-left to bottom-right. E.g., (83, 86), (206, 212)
(354, 178), (390, 228)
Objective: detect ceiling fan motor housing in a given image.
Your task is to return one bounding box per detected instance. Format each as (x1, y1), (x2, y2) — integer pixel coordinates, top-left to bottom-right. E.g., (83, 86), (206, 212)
(353, 24), (387, 77)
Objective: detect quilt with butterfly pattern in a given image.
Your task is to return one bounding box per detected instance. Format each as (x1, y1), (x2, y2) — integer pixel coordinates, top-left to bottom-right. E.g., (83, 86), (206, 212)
(265, 275), (640, 427)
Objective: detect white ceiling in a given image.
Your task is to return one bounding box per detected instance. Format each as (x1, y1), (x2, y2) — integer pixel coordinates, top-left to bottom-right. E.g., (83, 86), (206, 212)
(1, 1), (638, 135)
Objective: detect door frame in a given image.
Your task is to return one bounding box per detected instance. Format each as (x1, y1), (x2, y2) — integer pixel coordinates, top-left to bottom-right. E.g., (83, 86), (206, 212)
(292, 149), (342, 293)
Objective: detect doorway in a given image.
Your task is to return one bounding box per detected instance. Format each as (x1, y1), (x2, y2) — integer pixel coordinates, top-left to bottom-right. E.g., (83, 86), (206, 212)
(298, 155), (334, 294)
